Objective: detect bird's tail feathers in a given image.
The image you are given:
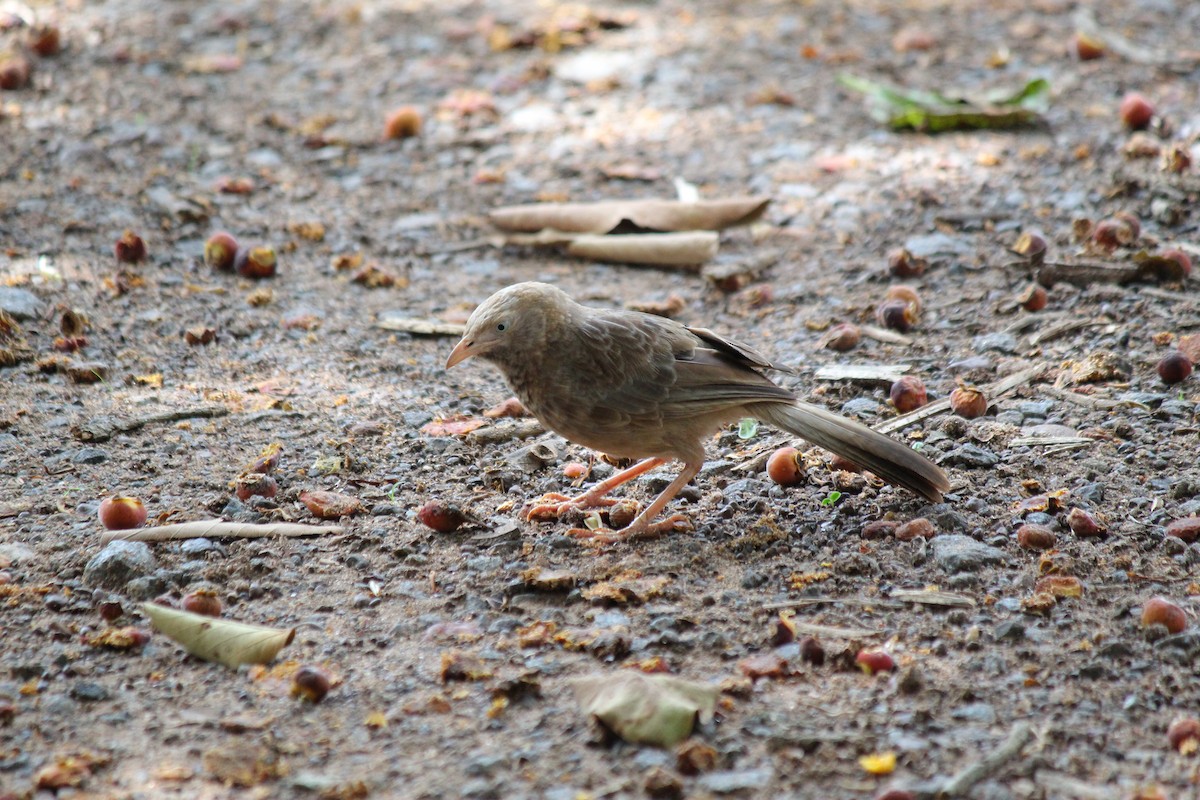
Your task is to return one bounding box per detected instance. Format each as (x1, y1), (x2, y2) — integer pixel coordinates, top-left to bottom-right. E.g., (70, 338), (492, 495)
(750, 401), (950, 503)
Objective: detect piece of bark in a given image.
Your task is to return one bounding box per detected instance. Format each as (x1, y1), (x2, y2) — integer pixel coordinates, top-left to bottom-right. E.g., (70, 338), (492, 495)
(100, 520), (343, 544)
(490, 197), (770, 234)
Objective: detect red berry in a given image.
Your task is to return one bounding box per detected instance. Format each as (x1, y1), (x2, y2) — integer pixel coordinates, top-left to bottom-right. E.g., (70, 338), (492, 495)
(1157, 352), (1192, 385)
(949, 387), (987, 418)
(383, 106), (422, 140)
(889, 376), (927, 413)
(766, 447), (804, 487)
(855, 649), (895, 675)
(204, 231), (239, 271)
(292, 665), (332, 703)
(181, 589), (222, 618)
(1141, 597), (1187, 634)
(114, 230), (147, 263)
(98, 496), (147, 530)
(1119, 93), (1154, 130)
(416, 500), (467, 533)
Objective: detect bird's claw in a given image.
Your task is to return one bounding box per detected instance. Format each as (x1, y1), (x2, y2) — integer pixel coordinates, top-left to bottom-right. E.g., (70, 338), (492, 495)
(520, 492), (618, 522)
(565, 513), (692, 544)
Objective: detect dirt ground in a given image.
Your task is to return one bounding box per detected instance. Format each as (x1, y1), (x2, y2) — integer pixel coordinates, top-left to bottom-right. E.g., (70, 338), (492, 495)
(2, 0), (1200, 798)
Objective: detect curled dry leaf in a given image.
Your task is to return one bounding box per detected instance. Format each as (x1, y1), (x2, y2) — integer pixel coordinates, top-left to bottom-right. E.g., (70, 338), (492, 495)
(571, 671), (718, 748)
(143, 602), (295, 669)
(490, 196), (770, 234)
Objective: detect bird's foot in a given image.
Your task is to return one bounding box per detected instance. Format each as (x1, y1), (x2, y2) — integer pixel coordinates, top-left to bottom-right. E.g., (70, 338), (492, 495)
(566, 513), (692, 544)
(520, 492), (618, 522)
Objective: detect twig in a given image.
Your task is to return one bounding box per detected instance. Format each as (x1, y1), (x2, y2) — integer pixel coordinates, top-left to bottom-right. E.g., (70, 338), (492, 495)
(762, 597), (903, 611)
(888, 589), (975, 608)
(875, 363), (1047, 434)
(814, 364), (911, 383)
(1032, 771), (1114, 800)
(931, 722), (1034, 798)
(1028, 320), (1106, 346)
(1009, 435), (1094, 448)
(100, 520), (343, 544)
(786, 621), (881, 639)
(859, 324), (913, 346)
(1042, 385), (1122, 410)
(72, 405), (229, 443)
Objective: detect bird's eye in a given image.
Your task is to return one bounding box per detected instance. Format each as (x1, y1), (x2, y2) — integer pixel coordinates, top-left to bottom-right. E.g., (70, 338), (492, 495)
(496, 322), (508, 332)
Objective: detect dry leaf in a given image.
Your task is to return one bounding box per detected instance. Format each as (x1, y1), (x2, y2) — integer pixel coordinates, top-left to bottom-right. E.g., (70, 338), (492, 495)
(572, 671), (718, 747)
(376, 313), (465, 337)
(564, 232), (719, 267)
(490, 196), (770, 234)
(143, 603), (295, 669)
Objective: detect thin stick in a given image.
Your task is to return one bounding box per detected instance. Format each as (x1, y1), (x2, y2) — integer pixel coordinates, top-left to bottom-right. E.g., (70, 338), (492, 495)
(73, 405), (229, 443)
(932, 722), (1034, 798)
(100, 520), (343, 544)
(875, 363), (1047, 434)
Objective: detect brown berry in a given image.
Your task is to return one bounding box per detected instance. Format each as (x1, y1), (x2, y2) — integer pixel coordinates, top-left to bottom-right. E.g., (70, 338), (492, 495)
(949, 387), (987, 419)
(292, 665), (332, 703)
(1066, 508), (1105, 538)
(876, 791), (917, 800)
(250, 443), (282, 474)
(1012, 231), (1047, 264)
(1113, 211), (1141, 241)
(861, 520), (897, 540)
(181, 589), (222, 617)
(114, 230), (147, 263)
(416, 500), (467, 533)
(1017, 284), (1048, 312)
(235, 473), (278, 501)
(1166, 517), (1200, 543)
(1119, 92), (1154, 130)
(237, 245), (276, 279)
(204, 231), (239, 271)
(28, 24), (62, 57)
(1157, 352), (1192, 385)
(885, 285), (921, 312)
(766, 447), (805, 487)
(799, 636), (825, 666)
(821, 323), (860, 352)
(875, 300), (916, 332)
(98, 496), (147, 530)
(887, 248), (926, 278)
(1141, 597), (1187, 635)
(1072, 32), (1104, 60)
(889, 376), (928, 413)
(0, 53), (31, 90)
(97, 600), (124, 622)
(1167, 718), (1200, 753)
(383, 106), (422, 140)
(1016, 523), (1056, 550)
(855, 649), (895, 675)
(1159, 249), (1192, 278)
(895, 517), (936, 541)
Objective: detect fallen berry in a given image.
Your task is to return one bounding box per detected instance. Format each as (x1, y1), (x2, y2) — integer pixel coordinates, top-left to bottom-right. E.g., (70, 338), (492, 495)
(895, 517), (935, 541)
(292, 665), (333, 703)
(235, 473), (278, 501)
(383, 106), (422, 140)
(1157, 352), (1192, 385)
(889, 376), (928, 413)
(98, 496), (147, 530)
(887, 248), (925, 278)
(237, 245), (276, 279)
(416, 500), (467, 533)
(1072, 32), (1104, 60)
(855, 649), (895, 675)
(180, 589), (222, 618)
(1066, 508), (1106, 538)
(1119, 92), (1154, 130)
(114, 230), (147, 263)
(949, 387), (987, 418)
(204, 231), (239, 271)
(1159, 249), (1192, 278)
(1141, 597), (1187, 634)
(1016, 524), (1056, 550)
(1017, 284), (1048, 312)
(821, 323), (861, 352)
(766, 446), (804, 487)
(1165, 517), (1200, 543)
(1167, 718), (1200, 754)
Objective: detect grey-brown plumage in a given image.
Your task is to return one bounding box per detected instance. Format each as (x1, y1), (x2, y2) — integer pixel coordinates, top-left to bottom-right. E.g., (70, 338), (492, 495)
(446, 282), (950, 541)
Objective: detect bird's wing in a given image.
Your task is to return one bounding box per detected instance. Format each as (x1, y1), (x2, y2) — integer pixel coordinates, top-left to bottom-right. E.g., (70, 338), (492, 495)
(567, 311), (794, 422)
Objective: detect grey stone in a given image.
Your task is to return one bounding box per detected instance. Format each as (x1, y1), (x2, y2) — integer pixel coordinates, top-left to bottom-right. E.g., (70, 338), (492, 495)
(83, 541), (157, 590)
(70, 682), (111, 702)
(952, 702), (996, 724)
(940, 444), (1000, 468)
(972, 333), (1018, 354)
(698, 768), (774, 794)
(0, 543), (36, 564)
(931, 535), (1005, 573)
(0, 287), (41, 320)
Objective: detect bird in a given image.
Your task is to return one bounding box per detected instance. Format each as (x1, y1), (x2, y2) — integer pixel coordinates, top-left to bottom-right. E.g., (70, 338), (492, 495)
(445, 281), (950, 542)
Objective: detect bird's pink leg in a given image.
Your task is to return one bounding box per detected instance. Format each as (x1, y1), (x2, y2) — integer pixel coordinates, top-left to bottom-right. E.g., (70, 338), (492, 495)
(521, 457), (667, 522)
(568, 462), (701, 544)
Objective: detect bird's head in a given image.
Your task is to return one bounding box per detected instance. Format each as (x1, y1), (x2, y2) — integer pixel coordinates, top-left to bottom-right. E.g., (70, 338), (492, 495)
(445, 282), (569, 368)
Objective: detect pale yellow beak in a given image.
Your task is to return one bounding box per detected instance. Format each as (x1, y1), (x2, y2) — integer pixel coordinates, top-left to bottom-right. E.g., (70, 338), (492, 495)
(446, 337), (473, 368)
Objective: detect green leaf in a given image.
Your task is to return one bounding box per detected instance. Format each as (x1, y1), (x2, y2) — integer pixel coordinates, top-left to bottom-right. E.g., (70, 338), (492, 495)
(820, 491), (843, 507)
(839, 74), (1049, 132)
(737, 418), (758, 439)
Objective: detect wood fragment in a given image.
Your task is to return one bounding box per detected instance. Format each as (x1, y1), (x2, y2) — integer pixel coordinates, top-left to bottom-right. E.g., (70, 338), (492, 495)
(490, 196), (770, 234)
(876, 363), (1047, 434)
(100, 520), (343, 544)
(1032, 771), (1114, 800)
(889, 589), (976, 608)
(466, 419), (546, 445)
(1073, 7), (1199, 69)
(1034, 260), (1141, 287)
(1009, 435), (1093, 448)
(376, 314), (465, 336)
(564, 231), (719, 267)
(1043, 386), (1122, 410)
(72, 405), (229, 443)
(928, 722), (1034, 798)
(1028, 319), (1106, 346)
(814, 364), (911, 383)
(858, 324), (913, 346)
(786, 621), (881, 640)
(762, 597), (904, 611)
